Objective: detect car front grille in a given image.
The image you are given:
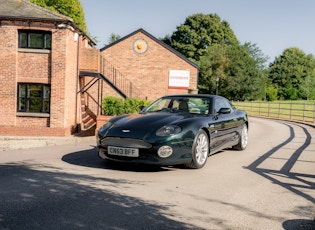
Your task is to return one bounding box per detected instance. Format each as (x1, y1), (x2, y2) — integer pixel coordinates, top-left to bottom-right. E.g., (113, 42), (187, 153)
(101, 137), (152, 149)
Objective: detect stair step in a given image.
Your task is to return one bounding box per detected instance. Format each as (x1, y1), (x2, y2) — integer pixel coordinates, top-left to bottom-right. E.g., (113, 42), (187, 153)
(84, 120), (96, 130)
(82, 115), (94, 123)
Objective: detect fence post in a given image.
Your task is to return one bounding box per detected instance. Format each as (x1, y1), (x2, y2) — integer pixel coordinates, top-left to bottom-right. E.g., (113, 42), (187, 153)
(278, 102), (280, 119)
(303, 103), (306, 122)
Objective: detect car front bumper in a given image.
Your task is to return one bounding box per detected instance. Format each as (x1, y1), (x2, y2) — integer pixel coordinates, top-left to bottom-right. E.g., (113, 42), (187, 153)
(97, 137), (194, 166)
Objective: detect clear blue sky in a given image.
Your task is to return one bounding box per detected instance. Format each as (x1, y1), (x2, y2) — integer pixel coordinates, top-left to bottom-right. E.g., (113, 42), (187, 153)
(80, 0), (315, 63)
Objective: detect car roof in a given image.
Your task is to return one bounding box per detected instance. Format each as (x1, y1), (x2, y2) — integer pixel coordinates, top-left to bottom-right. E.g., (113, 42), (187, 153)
(161, 94), (224, 100)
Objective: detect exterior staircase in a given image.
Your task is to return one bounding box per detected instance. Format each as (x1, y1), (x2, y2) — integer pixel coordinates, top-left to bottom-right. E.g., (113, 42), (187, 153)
(100, 57), (145, 99)
(80, 93), (97, 130)
(78, 77), (97, 132)
(78, 57), (146, 133)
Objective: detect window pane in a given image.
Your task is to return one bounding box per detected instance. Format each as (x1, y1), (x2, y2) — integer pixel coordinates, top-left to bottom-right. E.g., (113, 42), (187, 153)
(44, 99), (50, 112)
(45, 34), (52, 49)
(29, 85), (42, 98)
(19, 33), (27, 48)
(19, 84), (26, 97)
(18, 98), (26, 111)
(44, 86), (50, 98)
(29, 33), (44, 48)
(29, 98), (42, 112)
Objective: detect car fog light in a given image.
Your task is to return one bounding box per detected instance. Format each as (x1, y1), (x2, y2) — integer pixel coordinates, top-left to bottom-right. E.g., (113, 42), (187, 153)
(157, 145), (173, 158)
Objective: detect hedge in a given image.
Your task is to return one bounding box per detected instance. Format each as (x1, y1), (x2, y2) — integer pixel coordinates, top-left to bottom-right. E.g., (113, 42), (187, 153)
(102, 96), (151, 116)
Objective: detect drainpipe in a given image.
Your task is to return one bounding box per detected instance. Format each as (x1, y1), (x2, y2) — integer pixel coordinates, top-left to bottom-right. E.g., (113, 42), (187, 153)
(75, 32), (80, 133)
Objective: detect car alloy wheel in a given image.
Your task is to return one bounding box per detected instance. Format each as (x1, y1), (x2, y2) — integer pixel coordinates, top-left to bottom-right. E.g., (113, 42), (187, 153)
(186, 129), (209, 169)
(241, 125), (248, 149)
(234, 124), (248, 150)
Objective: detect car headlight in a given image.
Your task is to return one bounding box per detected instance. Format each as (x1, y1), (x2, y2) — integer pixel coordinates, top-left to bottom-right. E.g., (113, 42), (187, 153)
(156, 125), (181, 137)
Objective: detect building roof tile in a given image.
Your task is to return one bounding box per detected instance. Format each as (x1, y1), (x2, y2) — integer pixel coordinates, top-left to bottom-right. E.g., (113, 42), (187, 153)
(0, 0), (72, 22)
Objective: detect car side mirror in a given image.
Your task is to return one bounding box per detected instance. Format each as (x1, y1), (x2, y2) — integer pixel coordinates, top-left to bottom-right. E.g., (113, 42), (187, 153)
(218, 108), (231, 114)
(139, 105), (145, 112)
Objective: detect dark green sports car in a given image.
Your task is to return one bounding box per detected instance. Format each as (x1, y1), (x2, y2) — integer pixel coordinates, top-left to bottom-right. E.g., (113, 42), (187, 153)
(97, 94), (248, 169)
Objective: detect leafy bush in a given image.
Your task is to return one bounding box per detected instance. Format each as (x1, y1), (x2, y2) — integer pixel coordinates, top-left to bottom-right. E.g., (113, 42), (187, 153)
(124, 98), (151, 114)
(265, 84), (278, 101)
(102, 96), (151, 116)
(102, 96), (125, 115)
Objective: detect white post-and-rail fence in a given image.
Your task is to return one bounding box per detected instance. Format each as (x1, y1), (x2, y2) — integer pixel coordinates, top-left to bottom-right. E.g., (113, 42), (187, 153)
(233, 101), (315, 124)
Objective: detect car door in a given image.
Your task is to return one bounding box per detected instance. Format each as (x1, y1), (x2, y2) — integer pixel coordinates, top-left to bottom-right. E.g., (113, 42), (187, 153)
(208, 98), (226, 150)
(211, 98), (237, 149)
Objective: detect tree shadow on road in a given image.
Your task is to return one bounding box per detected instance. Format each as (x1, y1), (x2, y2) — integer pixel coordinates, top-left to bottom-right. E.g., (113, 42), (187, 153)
(282, 218), (315, 230)
(0, 162), (198, 230)
(245, 122), (315, 227)
(246, 123), (314, 203)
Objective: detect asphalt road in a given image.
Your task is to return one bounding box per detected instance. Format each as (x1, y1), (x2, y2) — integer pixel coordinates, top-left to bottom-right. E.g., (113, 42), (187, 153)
(0, 117), (314, 230)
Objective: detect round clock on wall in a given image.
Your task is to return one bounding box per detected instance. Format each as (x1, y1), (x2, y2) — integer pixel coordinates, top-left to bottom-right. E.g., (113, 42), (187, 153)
(133, 38), (148, 54)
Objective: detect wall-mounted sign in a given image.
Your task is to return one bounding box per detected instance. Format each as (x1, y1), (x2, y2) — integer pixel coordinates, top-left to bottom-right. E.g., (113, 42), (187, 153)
(168, 70), (190, 89)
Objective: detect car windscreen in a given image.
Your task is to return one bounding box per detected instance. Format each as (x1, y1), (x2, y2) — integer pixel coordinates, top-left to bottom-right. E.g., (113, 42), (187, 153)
(143, 97), (211, 115)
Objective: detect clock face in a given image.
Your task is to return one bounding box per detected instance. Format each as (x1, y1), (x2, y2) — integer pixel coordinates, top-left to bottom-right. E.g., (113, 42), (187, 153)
(133, 38), (148, 54)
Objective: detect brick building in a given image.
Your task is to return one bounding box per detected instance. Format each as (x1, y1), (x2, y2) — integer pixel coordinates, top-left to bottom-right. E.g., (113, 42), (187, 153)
(0, 0), (199, 137)
(98, 29), (199, 101)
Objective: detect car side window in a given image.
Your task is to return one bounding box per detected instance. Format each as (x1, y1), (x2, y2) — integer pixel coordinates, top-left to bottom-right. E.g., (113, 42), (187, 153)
(214, 98), (232, 113)
(171, 100), (180, 110)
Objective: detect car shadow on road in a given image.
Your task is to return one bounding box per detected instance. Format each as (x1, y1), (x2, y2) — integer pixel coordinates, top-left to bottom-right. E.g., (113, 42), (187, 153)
(245, 122), (315, 226)
(61, 146), (179, 172)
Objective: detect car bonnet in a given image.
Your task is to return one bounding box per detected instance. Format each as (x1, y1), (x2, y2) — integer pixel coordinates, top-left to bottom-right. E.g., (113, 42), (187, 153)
(103, 112), (191, 139)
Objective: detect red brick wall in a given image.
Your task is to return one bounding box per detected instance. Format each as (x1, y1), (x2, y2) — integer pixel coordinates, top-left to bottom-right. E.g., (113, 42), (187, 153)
(18, 52), (51, 83)
(79, 44), (100, 72)
(64, 29), (78, 130)
(0, 20), (82, 136)
(101, 31), (198, 101)
(0, 24), (18, 126)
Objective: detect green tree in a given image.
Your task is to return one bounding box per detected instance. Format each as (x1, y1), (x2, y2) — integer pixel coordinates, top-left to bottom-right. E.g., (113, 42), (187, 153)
(242, 42), (269, 100)
(268, 48), (315, 100)
(106, 33), (121, 46)
(163, 13), (239, 63)
(164, 14), (267, 100)
(28, 0), (87, 33)
(300, 73), (315, 100)
(198, 43), (229, 94)
(223, 44), (264, 100)
(265, 84), (278, 101)
(244, 42), (269, 71)
(198, 42), (266, 100)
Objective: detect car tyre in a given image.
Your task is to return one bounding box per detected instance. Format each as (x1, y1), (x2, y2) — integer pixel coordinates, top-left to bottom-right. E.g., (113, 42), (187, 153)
(185, 129), (209, 169)
(233, 124), (248, 150)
